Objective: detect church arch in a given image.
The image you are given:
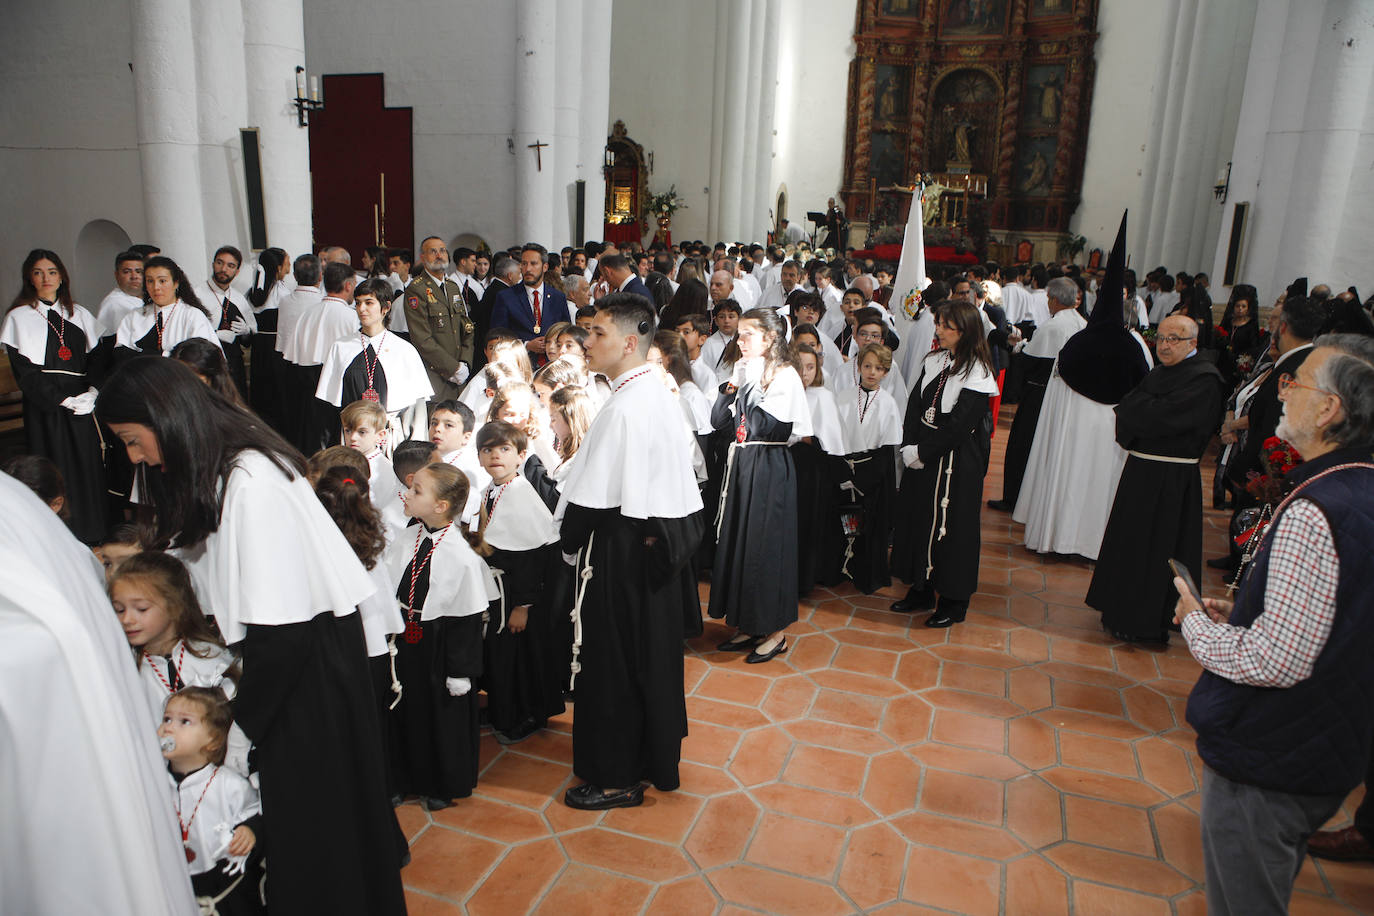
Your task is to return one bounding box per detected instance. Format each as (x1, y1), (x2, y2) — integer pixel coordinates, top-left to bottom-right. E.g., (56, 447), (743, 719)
(775, 184), (788, 233)
(449, 232), (490, 253)
(73, 219), (133, 307)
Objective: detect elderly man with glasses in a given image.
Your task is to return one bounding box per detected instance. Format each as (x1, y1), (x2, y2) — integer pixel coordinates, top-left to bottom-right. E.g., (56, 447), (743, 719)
(1087, 314), (1229, 642)
(1173, 333), (1374, 915)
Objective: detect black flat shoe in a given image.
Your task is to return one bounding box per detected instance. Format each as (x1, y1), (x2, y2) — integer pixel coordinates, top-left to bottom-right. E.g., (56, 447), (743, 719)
(717, 633), (763, 652)
(422, 796), (454, 811)
(745, 638), (788, 664)
(891, 591), (937, 613)
(986, 499), (1013, 512)
(925, 611), (966, 628)
(563, 782), (645, 810)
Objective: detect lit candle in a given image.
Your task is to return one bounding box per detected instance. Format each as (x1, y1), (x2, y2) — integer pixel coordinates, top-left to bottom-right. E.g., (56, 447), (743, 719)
(310, 76), (319, 102)
(296, 69), (306, 99)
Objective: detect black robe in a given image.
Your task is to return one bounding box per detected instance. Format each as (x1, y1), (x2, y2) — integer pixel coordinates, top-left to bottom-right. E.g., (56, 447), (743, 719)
(1087, 356), (1228, 640)
(391, 534), (483, 800)
(211, 296), (253, 398)
(707, 381), (800, 635)
(560, 505), (702, 791)
(842, 444), (896, 594)
(890, 368), (993, 603)
(232, 611), (406, 916)
(4, 316), (109, 543)
(249, 308), (286, 433)
(791, 439), (847, 593)
(998, 355), (1054, 505)
(482, 542), (565, 734)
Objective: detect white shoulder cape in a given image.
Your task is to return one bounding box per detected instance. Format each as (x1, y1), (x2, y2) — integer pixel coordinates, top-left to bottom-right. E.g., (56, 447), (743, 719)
(478, 475), (555, 550)
(834, 384), (903, 451)
(804, 385), (847, 457)
(316, 331), (433, 412)
(0, 302), (100, 364)
(387, 524), (498, 620)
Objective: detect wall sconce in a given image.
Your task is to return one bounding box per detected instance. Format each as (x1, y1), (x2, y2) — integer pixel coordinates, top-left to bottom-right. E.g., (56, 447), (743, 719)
(1213, 161), (1232, 204)
(294, 66), (324, 127)
(604, 148), (616, 169)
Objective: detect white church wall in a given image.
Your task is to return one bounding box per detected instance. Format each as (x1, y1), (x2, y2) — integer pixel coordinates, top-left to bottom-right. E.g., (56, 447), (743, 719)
(607, 0), (720, 243)
(304, 0), (520, 249)
(1073, 0), (1254, 279)
(772, 0), (853, 246)
(1214, 0), (1374, 305)
(0, 1), (147, 307)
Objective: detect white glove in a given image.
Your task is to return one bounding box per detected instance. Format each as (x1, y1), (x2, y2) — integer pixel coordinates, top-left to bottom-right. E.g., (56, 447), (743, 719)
(901, 444), (922, 469)
(62, 390), (98, 415)
(216, 328), (237, 343)
(446, 676), (471, 697)
(229, 318), (251, 336)
(450, 363), (471, 386)
(730, 360), (749, 388)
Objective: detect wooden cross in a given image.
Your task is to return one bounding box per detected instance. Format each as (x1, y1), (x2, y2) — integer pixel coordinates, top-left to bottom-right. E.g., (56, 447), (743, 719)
(527, 139), (548, 171)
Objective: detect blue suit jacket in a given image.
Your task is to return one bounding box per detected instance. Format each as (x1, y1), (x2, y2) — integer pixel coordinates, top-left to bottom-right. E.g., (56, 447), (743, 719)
(489, 282), (571, 341)
(616, 276), (654, 303)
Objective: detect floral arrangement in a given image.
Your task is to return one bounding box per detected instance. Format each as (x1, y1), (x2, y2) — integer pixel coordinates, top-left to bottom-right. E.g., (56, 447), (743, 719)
(646, 185), (688, 219)
(1234, 351), (1256, 377)
(1243, 436), (1303, 506)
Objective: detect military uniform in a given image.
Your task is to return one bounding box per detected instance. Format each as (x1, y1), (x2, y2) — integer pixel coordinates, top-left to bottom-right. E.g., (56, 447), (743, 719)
(404, 271), (475, 402)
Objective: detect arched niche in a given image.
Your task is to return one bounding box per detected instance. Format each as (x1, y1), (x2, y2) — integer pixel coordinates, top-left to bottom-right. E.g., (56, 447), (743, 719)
(74, 219), (133, 308)
(449, 232), (491, 254)
(927, 67), (1002, 176)
(603, 120), (649, 247)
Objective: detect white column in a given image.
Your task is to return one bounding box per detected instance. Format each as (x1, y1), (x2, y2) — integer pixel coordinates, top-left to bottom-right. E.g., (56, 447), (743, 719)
(132, 0), (208, 270)
(191, 0), (250, 261)
(515, 0), (557, 245)
(242, 0), (312, 259)
(751, 0), (782, 243)
(579, 0), (613, 245)
(707, 0), (731, 242)
(1276, 0), (1374, 285)
(739, 0), (767, 241)
(717, 0), (755, 242)
(552, 0), (585, 250)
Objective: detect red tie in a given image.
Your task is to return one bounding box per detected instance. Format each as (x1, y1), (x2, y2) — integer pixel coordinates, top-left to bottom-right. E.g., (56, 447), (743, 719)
(532, 289), (541, 330)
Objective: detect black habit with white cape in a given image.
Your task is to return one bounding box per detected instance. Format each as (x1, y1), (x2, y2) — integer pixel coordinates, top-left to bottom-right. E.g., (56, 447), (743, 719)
(1086, 355), (1227, 640)
(389, 520), (498, 800)
(708, 359), (813, 634)
(175, 450), (407, 915)
(0, 301), (109, 542)
(478, 475), (566, 735)
(556, 365), (704, 791)
(890, 350), (999, 601)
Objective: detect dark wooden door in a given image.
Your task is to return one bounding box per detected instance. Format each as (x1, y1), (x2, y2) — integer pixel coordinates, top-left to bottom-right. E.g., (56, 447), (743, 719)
(308, 73), (413, 259)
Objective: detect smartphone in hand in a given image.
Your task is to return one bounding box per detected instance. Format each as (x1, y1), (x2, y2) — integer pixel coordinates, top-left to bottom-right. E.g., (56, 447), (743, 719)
(1168, 558), (1203, 606)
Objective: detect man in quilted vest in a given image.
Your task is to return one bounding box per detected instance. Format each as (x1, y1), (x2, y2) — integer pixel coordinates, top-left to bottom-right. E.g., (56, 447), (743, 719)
(1174, 333), (1374, 915)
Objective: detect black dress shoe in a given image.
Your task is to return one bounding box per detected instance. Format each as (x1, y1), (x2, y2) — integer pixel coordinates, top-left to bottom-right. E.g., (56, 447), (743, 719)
(717, 633), (763, 652)
(986, 499), (1013, 512)
(564, 782), (645, 810)
(745, 638), (788, 664)
(924, 611), (966, 628)
(422, 796), (454, 811)
(891, 590), (938, 613)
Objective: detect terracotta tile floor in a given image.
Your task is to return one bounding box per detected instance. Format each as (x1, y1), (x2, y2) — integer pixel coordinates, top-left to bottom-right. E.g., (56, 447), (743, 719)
(400, 406), (1374, 915)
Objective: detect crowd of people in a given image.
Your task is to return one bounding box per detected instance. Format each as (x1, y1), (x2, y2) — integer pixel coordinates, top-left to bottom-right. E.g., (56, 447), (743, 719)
(4, 222), (1374, 914)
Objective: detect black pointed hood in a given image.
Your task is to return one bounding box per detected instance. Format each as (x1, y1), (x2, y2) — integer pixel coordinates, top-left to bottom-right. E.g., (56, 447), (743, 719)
(1056, 212), (1151, 404)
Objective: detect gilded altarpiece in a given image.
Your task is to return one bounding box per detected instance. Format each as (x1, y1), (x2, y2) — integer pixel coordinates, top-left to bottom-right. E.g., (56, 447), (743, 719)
(842, 0), (1100, 242)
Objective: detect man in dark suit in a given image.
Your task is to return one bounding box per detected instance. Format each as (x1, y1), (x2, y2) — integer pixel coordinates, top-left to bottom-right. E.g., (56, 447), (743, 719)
(489, 243), (571, 364)
(473, 255), (519, 372)
(597, 253), (653, 304)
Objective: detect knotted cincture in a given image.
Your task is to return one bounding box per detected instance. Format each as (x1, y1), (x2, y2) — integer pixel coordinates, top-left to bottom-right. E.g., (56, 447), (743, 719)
(489, 567), (507, 634)
(569, 532), (595, 690)
(196, 870), (247, 916)
(386, 635), (402, 710)
(937, 458), (956, 539)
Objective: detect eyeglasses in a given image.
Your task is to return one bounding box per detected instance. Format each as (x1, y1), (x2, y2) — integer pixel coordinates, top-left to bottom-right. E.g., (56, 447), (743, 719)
(1156, 335), (1196, 345)
(1278, 372), (1340, 400)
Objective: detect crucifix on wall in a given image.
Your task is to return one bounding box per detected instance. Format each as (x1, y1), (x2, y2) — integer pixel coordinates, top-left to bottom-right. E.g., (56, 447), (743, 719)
(527, 139), (548, 171)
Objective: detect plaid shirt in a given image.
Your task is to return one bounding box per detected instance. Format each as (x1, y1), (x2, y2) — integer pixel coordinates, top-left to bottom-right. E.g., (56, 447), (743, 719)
(1182, 499), (1339, 687)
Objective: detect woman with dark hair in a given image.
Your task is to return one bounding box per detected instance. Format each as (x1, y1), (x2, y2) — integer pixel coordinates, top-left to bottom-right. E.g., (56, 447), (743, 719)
(113, 255), (218, 358)
(0, 249), (108, 541)
(94, 356), (407, 916)
(889, 300), (1000, 627)
(708, 307), (813, 663)
(658, 277), (710, 329)
(170, 337), (246, 407)
(247, 247), (290, 427)
(361, 245), (388, 279)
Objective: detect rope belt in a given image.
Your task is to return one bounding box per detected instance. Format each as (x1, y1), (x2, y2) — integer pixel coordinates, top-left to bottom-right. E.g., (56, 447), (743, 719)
(569, 532), (595, 690)
(196, 870), (247, 916)
(1128, 450), (1199, 465)
(385, 635), (402, 710)
(714, 440), (788, 538)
